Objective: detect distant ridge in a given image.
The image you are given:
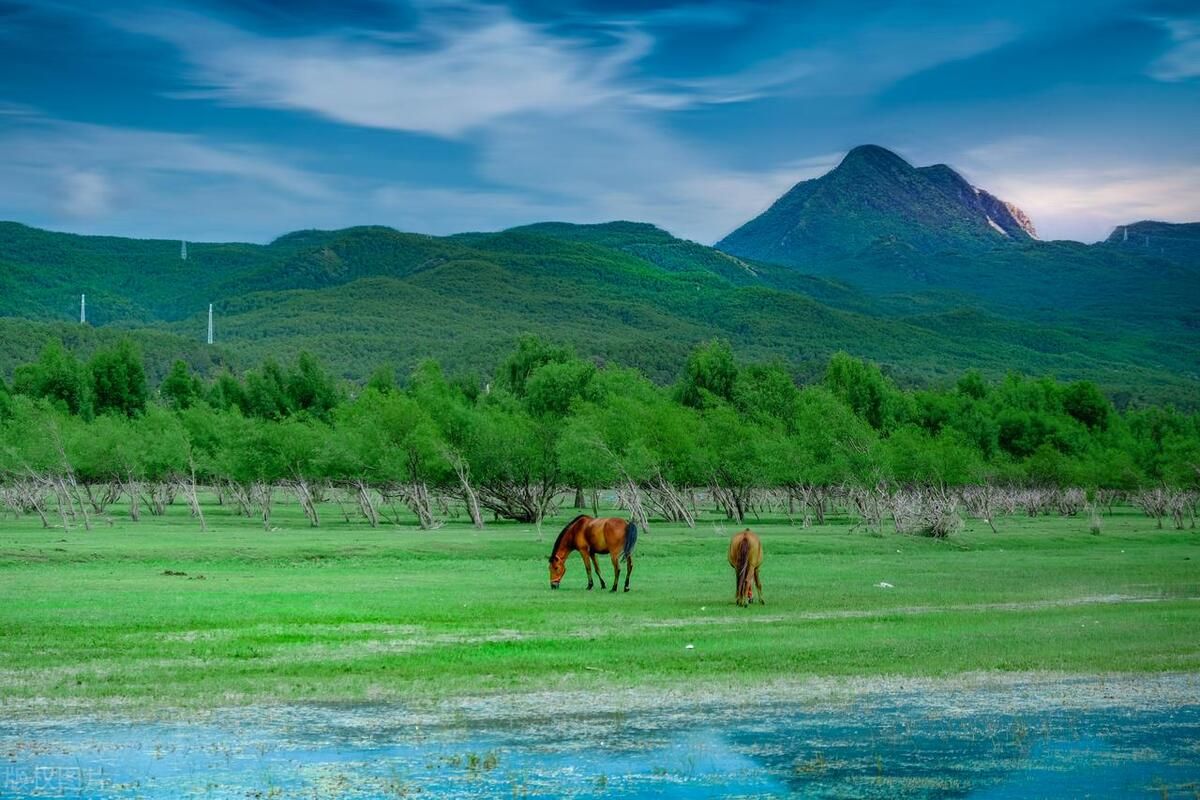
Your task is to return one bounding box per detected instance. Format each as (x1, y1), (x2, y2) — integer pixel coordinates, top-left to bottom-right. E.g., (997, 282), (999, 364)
(1104, 220), (1200, 266)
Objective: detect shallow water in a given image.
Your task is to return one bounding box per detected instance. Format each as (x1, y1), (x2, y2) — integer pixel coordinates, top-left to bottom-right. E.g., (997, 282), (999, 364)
(3, 684), (1199, 798)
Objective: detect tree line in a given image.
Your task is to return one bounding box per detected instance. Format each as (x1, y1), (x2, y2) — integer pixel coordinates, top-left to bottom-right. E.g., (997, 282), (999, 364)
(1, 336), (1197, 534)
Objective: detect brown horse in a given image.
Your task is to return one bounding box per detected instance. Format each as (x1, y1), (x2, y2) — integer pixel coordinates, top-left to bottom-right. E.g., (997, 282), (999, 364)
(728, 529), (764, 606)
(548, 514), (638, 592)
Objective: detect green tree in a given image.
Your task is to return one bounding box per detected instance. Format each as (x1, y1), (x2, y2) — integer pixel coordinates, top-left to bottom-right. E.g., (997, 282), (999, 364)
(497, 335), (574, 397)
(699, 404), (770, 522)
(885, 425), (981, 485)
(160, 360), (202, 410)
(956, 369), (989, 400)
(789, 386), (882, 486)
(823, 352), (909, 432)
(677, 339), (738, 409)
(242, 360), (291, 420)
(1062, 381), (1111, 430)
(366, 364), (396, 394)
(206, 371), (247, 412)
(733, 362), (800, 428)
(287, 352), (339, 419)
(89, 339), (148, 417)
(524, 359), (596, 418)
(12, 340), (92, 416)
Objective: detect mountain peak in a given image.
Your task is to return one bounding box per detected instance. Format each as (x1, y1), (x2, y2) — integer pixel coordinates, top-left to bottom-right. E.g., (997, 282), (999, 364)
(716, 145), (1037, 267)
(840, 144), (910, 167)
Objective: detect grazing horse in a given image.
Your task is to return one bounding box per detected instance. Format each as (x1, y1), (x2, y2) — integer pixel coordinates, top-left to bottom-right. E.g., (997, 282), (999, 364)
(728, 529), (764, 606)
(548, 514), (638, 592)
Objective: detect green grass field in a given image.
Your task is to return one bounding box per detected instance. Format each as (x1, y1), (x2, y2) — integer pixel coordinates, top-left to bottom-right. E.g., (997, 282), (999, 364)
(1, 499), (1198, 715)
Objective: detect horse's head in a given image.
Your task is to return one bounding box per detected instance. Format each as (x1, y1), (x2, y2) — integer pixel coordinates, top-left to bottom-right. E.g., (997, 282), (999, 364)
(548, 553), (566, 589)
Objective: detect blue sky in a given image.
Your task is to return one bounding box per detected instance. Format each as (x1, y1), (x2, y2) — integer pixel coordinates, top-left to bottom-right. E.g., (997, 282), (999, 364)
(1, 0), (1197, 244)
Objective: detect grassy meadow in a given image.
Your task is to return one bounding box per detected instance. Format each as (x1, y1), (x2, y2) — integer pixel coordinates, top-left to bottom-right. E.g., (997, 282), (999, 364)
(0, 498), (1198, 716)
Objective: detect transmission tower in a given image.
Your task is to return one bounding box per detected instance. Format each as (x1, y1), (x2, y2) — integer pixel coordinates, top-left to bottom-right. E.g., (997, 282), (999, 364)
(207, 303), (214, 345)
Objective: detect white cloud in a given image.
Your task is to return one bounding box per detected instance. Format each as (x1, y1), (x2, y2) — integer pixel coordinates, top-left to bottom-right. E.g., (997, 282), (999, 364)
(990, 165), (1200, 242)
(1, 115), (327, 199)
(957, 138), (1200, 242)
(117, 5), (662, 139)
(108, 2), (1027, 131)
(0, 114), (338, 240)
(60, 170), (113, 218)
(1148, 17), (1200, 81)
(476, 114), (831, 242)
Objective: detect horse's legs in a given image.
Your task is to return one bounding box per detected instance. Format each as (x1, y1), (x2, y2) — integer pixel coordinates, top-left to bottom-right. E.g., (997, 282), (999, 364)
(754, 567), (764, 605)
(582, 549), (595, 590)
(590, 552), (607, 589)
(610, 551), (620, 593)
(623, 554), (633, 592)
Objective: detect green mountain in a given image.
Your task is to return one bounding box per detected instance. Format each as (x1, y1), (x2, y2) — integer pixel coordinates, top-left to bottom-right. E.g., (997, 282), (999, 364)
(1, 180), (1198, 406)
(716, 144), (1036, 268)
(715, 146), (1200, 340)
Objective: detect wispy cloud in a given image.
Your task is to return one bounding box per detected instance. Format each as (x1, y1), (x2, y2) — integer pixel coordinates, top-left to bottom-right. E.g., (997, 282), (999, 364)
(1148, 16), (1200, 81)
(115, 4), (666, 138)
(59, 170), (114, 218)
(0, 112), (336, 238)
(1, 114), (328, 195)
(108, 1), (1024, 131)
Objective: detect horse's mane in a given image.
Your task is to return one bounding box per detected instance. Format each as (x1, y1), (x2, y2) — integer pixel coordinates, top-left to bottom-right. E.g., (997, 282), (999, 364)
(550, 514), (589, 557)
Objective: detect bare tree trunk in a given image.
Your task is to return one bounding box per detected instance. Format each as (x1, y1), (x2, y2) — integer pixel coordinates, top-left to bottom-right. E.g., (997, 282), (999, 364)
(18, 477), (51, 528)
(63, 476), (91, 531)
(644, 472), (694, 527)
(618, 478), (649, 530)
(334, 489), (353, 523)
(353, 480), (379, 527)
(125, 474), (142, 522)
(185, 458), (207, 532)
(406, 482), (439, 530)
(251, 482), (273, 530)
(444, 451), (484, 530)
(53, 479), (72, 532)
(291, 478), (320, 528)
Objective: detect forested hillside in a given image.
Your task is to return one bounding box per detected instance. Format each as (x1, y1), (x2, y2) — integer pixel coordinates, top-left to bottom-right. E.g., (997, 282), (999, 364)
(1, 218), (1197, 405)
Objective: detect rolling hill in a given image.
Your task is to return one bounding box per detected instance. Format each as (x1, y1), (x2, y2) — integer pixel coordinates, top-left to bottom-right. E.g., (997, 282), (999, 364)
(0, 145), (1197, 405)
(0, 218), (1195, 406)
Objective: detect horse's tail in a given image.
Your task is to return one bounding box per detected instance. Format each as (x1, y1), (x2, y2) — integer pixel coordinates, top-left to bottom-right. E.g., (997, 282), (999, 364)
(622, 521), (639, 559)
(735, 535), (752, 596)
